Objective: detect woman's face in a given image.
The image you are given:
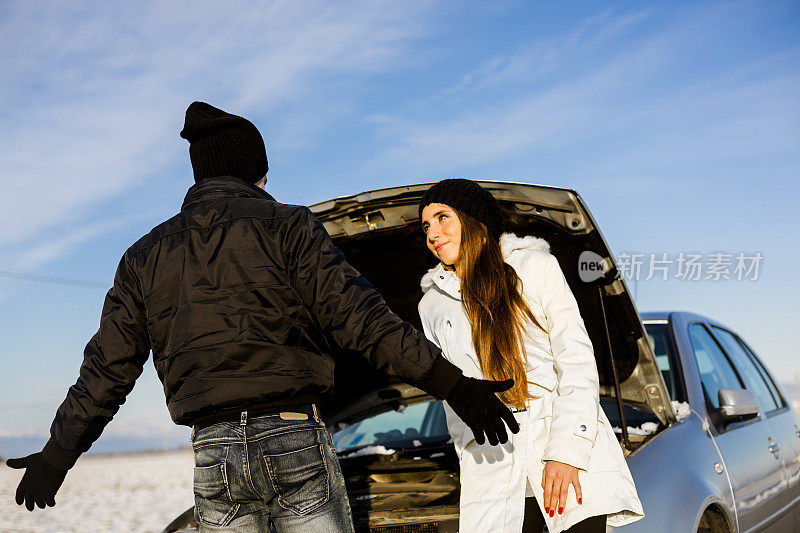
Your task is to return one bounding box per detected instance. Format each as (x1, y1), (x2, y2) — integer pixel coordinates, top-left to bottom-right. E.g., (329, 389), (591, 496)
(421, 203), (462, 268)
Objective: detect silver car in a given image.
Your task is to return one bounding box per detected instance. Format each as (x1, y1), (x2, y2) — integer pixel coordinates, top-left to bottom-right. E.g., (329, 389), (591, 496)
(164, 182), (800, 532)
(629, 311), (800, 532)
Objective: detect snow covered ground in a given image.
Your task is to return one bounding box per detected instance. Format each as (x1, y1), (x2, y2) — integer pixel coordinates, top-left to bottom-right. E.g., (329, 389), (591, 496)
(1, 448), (195, 533)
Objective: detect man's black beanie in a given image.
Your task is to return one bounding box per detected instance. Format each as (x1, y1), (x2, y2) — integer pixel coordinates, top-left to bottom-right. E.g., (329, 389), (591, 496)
(180, 102), (268, 183)
(419, 179), (505, 240)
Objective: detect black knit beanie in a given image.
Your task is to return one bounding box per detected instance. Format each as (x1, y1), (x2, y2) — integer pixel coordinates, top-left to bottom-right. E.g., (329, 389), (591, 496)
(419, 179), (505, 240)
(180, 102), (268, 183)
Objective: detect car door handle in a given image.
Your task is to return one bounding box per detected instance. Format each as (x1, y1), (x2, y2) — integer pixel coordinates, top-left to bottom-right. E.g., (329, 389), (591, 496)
(768, 438), (780, 455)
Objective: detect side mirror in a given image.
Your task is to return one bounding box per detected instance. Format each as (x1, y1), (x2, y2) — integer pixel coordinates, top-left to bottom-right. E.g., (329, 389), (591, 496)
(718, 388), (759, 422)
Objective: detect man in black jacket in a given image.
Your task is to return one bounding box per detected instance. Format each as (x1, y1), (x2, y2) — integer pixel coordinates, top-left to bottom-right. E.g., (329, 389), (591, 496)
(7, 102), (519, 531)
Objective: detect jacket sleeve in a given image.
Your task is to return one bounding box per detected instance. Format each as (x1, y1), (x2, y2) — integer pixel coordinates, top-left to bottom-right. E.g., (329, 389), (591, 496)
(282, 207), (461, 400)
(44, 252), (151, 470)
(538, 253), (599, 471)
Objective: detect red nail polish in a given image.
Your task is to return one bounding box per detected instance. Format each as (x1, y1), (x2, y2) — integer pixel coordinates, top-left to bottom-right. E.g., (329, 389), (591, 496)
(577, 497), (582, 504)
(549, 510), (555, 517)
(544, 507), (549, 513)
(558, 507), (563, 514)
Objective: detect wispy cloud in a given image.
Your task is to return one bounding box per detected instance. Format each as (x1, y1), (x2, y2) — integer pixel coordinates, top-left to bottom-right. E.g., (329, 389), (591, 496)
(0, 208), (174, 300)
(0, 206), (172, 272)
(433, 8), (654, 101)
(362, 3), (799, 181)
(0, 0), (441, 265)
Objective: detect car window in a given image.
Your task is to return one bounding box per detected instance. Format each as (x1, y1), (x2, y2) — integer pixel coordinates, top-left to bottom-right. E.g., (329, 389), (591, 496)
(688, 323), (743, 409)
(644, 323), (684, 401)
(711, 326), (778, 413)
(738, 337), (787, 409)
(332, 400), (449, 452)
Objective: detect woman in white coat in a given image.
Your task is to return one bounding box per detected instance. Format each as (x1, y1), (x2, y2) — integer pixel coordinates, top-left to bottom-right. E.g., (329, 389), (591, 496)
(417, 179), (643, 533)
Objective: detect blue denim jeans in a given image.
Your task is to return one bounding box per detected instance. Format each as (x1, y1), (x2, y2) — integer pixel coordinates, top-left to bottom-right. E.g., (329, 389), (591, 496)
(191, 408), (354, 532)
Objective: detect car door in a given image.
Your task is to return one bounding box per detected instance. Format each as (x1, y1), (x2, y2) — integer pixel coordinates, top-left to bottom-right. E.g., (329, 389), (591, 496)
(715, 328), (800, 525)
(687, 323), (787, 531)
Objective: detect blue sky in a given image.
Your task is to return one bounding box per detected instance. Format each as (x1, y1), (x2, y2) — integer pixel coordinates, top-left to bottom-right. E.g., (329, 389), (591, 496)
(1, 1), (798, 449)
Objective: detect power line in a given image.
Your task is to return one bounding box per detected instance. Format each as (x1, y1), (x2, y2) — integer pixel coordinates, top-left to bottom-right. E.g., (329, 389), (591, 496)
(0, 270), (108, 289)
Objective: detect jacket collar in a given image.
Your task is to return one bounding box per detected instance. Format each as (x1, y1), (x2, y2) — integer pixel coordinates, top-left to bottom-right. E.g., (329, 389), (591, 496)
(421, 263), (462, 300)
(181, 176), (276, 211)
(420, 232), (550, 299)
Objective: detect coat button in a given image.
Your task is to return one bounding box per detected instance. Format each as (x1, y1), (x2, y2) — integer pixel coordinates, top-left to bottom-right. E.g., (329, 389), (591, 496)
(579, 424), (587, 432)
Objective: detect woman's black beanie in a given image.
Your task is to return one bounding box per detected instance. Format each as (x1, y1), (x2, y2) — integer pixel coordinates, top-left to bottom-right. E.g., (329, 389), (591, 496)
(180, 101), (268, 183)
(419, 179), (505, 240)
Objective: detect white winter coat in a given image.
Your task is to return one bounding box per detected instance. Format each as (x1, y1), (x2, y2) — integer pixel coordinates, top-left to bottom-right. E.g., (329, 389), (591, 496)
(418, 233), (644, 532)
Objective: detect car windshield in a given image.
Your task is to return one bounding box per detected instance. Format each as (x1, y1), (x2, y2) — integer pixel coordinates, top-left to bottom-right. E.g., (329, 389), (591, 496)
(332, 400), (450, 452)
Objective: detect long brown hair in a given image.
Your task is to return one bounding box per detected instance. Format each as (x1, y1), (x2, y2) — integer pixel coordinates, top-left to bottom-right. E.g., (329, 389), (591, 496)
(455, 208), (545, 409)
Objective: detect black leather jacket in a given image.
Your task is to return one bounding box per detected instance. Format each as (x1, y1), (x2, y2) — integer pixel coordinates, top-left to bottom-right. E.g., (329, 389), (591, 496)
(45, 176), (460, 469)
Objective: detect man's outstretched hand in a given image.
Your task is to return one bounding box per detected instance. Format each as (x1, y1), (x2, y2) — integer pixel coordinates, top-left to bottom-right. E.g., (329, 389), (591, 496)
(446, 375), (521, 445)
(6, 453), (68, 511)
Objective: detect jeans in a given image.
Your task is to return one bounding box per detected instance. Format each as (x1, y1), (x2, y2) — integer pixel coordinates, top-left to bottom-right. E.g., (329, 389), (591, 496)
(191, 408), (354, 532)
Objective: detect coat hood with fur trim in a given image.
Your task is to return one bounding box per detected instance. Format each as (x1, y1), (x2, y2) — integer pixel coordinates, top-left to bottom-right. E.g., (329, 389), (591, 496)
(420, 232), (550, 293)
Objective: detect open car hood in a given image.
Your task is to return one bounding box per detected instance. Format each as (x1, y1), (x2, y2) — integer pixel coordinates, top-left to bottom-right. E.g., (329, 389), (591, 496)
(310, 181), (675, 430)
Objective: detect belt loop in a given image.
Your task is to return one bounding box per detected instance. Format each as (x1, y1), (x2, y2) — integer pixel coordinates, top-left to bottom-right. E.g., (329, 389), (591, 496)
(190, 425), (196, 442)
(312, 403), (320, 422)
(241, 411), (248, 426)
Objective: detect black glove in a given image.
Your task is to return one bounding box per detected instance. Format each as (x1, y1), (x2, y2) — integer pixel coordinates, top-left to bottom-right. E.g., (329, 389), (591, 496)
(446, 375), (521, 446)
(6, 452), (69, 511)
